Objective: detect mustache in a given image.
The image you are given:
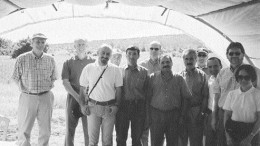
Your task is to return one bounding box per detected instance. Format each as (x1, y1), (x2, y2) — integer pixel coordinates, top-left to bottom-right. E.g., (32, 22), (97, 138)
(187, 63), (193, 65)
(101, 57), (109, 60)
(163, 65), (170, 68)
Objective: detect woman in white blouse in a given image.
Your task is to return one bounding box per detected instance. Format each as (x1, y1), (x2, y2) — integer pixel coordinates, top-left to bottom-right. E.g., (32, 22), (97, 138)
(223, 64), (260, 146)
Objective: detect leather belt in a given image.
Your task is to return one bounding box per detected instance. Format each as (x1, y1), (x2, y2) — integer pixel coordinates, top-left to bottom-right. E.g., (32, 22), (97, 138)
(23, 91), (49, 96)
(88, 98), (116, 106)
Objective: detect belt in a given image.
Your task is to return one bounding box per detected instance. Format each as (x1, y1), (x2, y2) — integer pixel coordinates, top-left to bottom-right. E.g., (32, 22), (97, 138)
(23, 91), (49, 96)
(191, 102), (201, 108)
(124, 99), (145, 104)
(88, 98), (116, 106)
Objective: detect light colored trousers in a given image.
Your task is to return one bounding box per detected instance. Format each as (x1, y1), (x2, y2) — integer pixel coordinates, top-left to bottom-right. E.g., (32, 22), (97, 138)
(18, 91), (54, 146)
(87, 102), (118, 146)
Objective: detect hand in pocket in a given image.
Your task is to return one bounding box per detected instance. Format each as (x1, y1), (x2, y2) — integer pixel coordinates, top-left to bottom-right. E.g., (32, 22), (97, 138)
(107, 105), (118, 115)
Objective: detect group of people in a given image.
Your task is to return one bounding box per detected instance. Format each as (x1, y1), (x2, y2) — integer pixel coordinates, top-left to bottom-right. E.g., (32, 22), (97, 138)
(12, 32), (260, 146)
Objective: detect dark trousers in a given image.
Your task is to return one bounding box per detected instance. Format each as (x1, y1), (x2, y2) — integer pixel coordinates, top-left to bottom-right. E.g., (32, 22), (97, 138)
(150, 106), (180, 146)
(116, 100), (146, 146)
(205, 112), (217, 146)
(216, 108), (227, 146)
(179, 106), (204, 146)
(65, 94), (88, 146)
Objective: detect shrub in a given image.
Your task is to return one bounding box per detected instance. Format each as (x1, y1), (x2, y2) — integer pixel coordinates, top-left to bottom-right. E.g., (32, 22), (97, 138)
(11, 38), (49, 58)
(0, 37), (13, 55)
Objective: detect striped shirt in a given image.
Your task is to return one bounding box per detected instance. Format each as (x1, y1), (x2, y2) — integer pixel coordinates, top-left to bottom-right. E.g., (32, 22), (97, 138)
(12, 51), (58, 93)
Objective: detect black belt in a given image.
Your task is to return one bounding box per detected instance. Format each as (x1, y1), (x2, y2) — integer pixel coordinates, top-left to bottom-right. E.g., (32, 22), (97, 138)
(191, 102), (202, 107)
(124, 99), (145, 104)
(23, 91), (49, 96)
(88, 98), (116, 106)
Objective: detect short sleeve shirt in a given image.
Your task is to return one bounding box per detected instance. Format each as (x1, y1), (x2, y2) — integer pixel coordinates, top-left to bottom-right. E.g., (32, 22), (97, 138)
(223, 87), (260, 123)
(139, 58), (160, 75)
(61, 55), (95, 92)
(12, 51), (58, 93)
(212, 67), (240, 108)
(79, 61), (123, 101)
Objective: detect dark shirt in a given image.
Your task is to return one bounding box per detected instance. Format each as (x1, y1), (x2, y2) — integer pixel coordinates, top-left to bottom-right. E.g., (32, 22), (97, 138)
(61, 55), (95, 92)
(149, 71), (191, 111)
(123, 65), (149, 101)
(180, 68), (209, 106)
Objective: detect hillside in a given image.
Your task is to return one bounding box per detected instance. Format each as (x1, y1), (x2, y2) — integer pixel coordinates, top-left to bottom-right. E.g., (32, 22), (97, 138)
(49, 34), (205, 54)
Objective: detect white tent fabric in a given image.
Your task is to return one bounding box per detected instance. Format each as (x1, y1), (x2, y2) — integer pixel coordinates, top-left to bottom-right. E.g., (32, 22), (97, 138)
(0, 0), (259, 67)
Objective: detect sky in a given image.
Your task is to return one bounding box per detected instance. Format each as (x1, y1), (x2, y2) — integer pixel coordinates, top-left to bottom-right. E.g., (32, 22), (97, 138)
(0, 17), (182, 44)
(0, 3), (230, 64)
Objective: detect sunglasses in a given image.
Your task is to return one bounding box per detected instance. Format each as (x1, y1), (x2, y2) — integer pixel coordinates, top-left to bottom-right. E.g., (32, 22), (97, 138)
(198, 53), (207, 57)
(150, 47), (159, 51)
(228, 52), (241, 56)
(237, 75), (251, 81)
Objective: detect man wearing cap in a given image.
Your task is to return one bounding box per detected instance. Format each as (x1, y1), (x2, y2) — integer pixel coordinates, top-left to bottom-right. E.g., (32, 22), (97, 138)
(79, 44), (123, 146)
(139, 41), (162, 146)
(62, 39), (95, 146)
(116, 46), (149, 146)
(12, 33), (58, 146)
(196, 48), (210, 76)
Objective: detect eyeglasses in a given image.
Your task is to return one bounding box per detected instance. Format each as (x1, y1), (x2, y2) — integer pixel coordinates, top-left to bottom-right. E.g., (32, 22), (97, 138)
(198, 53), (207, 57)
(150, 48), (159, 51)
(228, 52), (241, 56)
(237, 75), (251, 81)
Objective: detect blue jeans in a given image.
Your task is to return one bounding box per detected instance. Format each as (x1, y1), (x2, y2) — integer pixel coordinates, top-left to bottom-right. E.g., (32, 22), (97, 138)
(150, 106), (180, 146)
(87, 102), (118, 146)
(65, 94), (88, 146)
(115, 100), (146, 146)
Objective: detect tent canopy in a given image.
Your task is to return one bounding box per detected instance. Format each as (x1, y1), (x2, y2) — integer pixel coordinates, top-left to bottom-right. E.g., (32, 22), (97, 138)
(0, 0), (260, 67)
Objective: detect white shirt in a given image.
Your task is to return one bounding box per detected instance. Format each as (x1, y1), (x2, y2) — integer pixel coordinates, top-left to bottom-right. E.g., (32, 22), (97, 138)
(208, 75), (217, 111)
(223, 87), (260, 123)
(80, 61), (123, 101)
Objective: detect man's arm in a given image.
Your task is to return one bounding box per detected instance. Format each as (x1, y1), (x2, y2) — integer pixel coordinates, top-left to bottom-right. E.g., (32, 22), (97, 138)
(62, 79), (80, 102)
(211, 93), (220, 130)
(115, 86), (122, 106)
(201, 74), (209, 114)
(224, 110), (233, 145)
(12, 57), (21, 88)
(79, 86), (89, 115)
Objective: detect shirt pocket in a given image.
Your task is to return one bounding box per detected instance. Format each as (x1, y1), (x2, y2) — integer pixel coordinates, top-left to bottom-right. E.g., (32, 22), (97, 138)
(135, 76), (146, 89)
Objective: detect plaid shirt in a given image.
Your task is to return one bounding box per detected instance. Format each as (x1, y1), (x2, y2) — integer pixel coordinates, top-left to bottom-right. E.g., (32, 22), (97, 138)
(12, 51), (58, 93)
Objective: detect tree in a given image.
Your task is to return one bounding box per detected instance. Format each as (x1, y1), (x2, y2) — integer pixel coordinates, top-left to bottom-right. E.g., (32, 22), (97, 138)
(0, 37), (13, 55)
(11, 37), (49, 58)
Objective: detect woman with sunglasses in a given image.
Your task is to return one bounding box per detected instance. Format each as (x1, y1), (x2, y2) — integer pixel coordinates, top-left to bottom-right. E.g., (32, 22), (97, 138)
(223, 64), (260, 146)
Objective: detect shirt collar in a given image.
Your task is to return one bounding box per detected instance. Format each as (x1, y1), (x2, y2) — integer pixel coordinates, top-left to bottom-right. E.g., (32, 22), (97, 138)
(210, 75), (216, 80)
(75, 55), (89, 60)
(184, 67), (196, 73)
(94, 60), (109, 68)
(31, 51), (44, 59)
(230, 63), (244, 73)
(238, 86), (255, 94)
(149, 58), (160, 66)
(124, 65), (141, 71)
